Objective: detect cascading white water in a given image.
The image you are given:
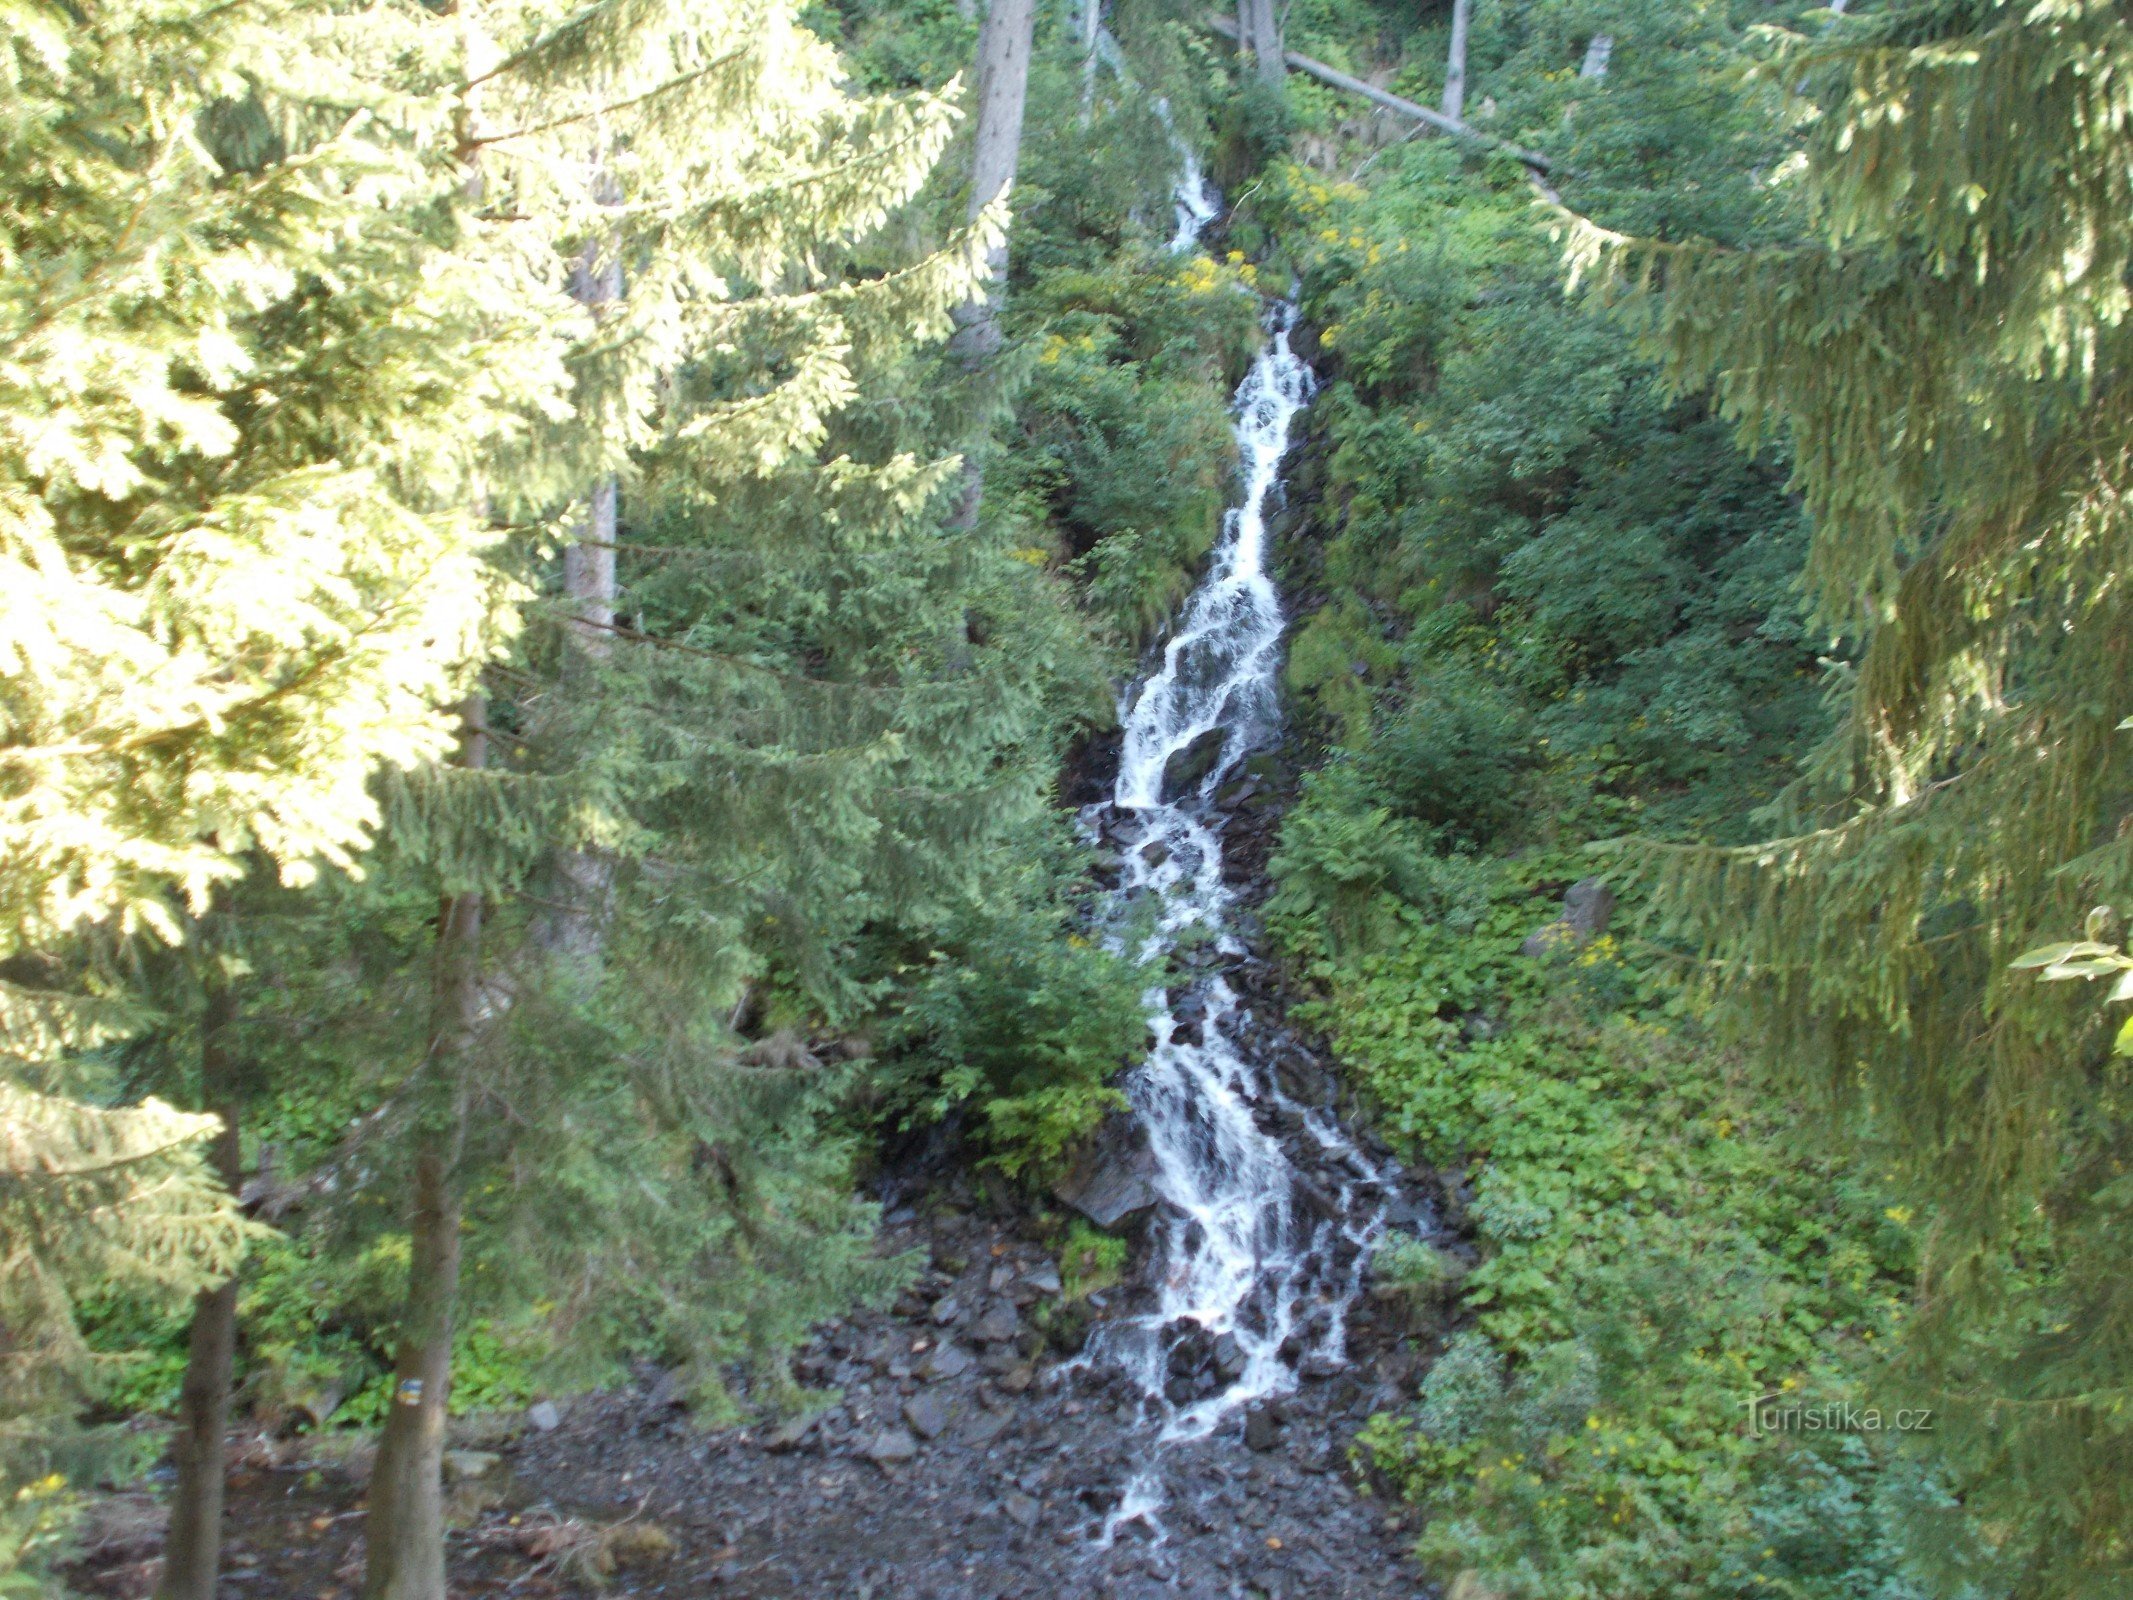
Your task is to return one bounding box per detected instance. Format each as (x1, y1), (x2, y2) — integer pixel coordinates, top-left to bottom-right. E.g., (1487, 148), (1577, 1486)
(1070, 172), (1398, 1541)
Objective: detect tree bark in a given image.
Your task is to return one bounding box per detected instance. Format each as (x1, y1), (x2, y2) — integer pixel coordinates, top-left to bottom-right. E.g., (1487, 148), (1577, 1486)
(155, 977), (242, 1600)
(1442, 0), (1470, 119)
(532, 204), (622, 968)
(948, 0), (1036, 368)
(1237, 0), (1284, 87)
(362, 701), (483, 1600)
(945, 0), (1037, 528)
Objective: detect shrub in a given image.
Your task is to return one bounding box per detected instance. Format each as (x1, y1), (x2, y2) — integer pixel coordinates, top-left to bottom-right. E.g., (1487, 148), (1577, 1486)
(879, 917), (1147, 1180)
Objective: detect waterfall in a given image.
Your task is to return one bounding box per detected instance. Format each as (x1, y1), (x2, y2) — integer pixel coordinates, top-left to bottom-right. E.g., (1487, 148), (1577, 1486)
(1071, 127), (1398, 1541)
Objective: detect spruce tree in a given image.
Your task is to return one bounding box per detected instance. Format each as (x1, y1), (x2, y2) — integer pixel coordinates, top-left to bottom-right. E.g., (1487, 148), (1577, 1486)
(1565, 3), (2133, 1587)
(0, 1), (573, 1577)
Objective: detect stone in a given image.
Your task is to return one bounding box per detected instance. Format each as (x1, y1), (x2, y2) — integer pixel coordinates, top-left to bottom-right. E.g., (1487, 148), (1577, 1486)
(963, 1409), (1012, 1447)
(902, 1394), (954, 1441)
(442, 1449), (499, 1481)
(999, 1364), (1037, 1395)
(764, 1412), (818, 1453)
(973, 1302), (1022, 1344)
(1053, 1114), (1160, 1227)
(1160, 726), (1229, 803)
(1024, 1262), (1063, 1296)
(1003, 1492), (1041, 1530)
(863, 1427), (919, 1465)
(1212, 1333), (1247, 1382)
(1521, 876), (1617, 957)
(1562, 877), (1617, 938)
(922, 1341), (974, 1380)
(526, 1400), (561, 1433)
(1243, 1407), (1279, 1452)
(929, 1294), (961, 1326)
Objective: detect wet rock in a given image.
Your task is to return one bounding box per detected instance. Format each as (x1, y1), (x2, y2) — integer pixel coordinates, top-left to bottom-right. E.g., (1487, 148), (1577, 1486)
(1244, 1407), (1280, 1452)
(1053, 1115), (1161, 1227)
(1161, 727), (1230, 803)
(863, 1427), (919, 1465)
(1167, 1322), (1216, 1377)
(1212, 1333), (1247, 1381)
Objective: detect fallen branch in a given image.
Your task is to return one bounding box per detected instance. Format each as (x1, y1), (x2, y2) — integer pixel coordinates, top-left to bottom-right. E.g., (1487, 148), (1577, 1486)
(1205, 13), (1560, 176)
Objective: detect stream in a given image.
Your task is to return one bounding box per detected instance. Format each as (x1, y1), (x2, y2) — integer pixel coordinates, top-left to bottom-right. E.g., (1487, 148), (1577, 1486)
(1070, 116), (1407, 1543)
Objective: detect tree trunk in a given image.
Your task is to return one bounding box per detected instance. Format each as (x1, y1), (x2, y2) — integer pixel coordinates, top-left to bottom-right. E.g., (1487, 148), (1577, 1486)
(1442, 0), (1470, 119)
(533, 207), (622, 968)
(1237, 0), (1284, 87)
(1079, 0), (1102, 123)
(948, 0), (1036, 368)
(155, 978), (243, 1600)
(945, 0), (1037, 528)
(362, 701), (483, 1600)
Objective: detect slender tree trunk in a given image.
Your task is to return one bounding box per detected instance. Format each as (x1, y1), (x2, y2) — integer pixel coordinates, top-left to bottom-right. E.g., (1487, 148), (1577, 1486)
(533, 204), (622, 968)
(363, 702), (484, 1600)
(1579, 33), (1612, 78)
(948, 0), (1036, 368)
(1079, 0), (1102, 123)
(945, 0), (1037, 528)
(1442, 0), (1470, 119)
(1237, 0), (1284, 87)
(155, 978), (242, 1600)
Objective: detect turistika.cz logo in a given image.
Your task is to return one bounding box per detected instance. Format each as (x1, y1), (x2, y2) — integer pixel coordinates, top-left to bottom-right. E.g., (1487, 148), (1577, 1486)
(1743, 1393), (1935, 1438)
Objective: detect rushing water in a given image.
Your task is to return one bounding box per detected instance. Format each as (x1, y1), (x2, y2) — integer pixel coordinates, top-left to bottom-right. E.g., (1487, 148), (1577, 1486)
(1069, 143), (1401, 1540)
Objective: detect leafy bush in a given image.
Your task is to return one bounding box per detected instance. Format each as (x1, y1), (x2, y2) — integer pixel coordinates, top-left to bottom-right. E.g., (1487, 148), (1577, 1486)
(879, 916), (1148, 1180)
(1367, 666), (1538, 843)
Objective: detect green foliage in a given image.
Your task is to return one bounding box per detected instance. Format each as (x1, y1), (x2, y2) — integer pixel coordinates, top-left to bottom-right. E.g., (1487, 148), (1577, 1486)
(1562, 2), (2133, 1584)
(1282, 868), (1978, 1598)
(1058, 1220), (1129, 1304)
(881, 905), (1146, 1179)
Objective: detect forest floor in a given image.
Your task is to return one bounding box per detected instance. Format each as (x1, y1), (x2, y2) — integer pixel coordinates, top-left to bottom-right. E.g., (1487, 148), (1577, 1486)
(68, 1192), (1436, 1600)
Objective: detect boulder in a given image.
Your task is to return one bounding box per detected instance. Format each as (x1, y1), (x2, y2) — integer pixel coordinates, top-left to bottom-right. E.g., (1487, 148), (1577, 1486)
(1562, 877), (1617, 938)
(921, 1341), (974, 1380)
(902, 1394), (954, 1441)
(1243, 1406), (1280, 1452)
(1160, 726), (1230, 803)
(1053, 1115), (1161, 1227)
(526, 1400), (562, 1433)
(863, 1427), (919, 1465)
(973, 1302), (1022, 1344)
(1521, 876), (1617, 958)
